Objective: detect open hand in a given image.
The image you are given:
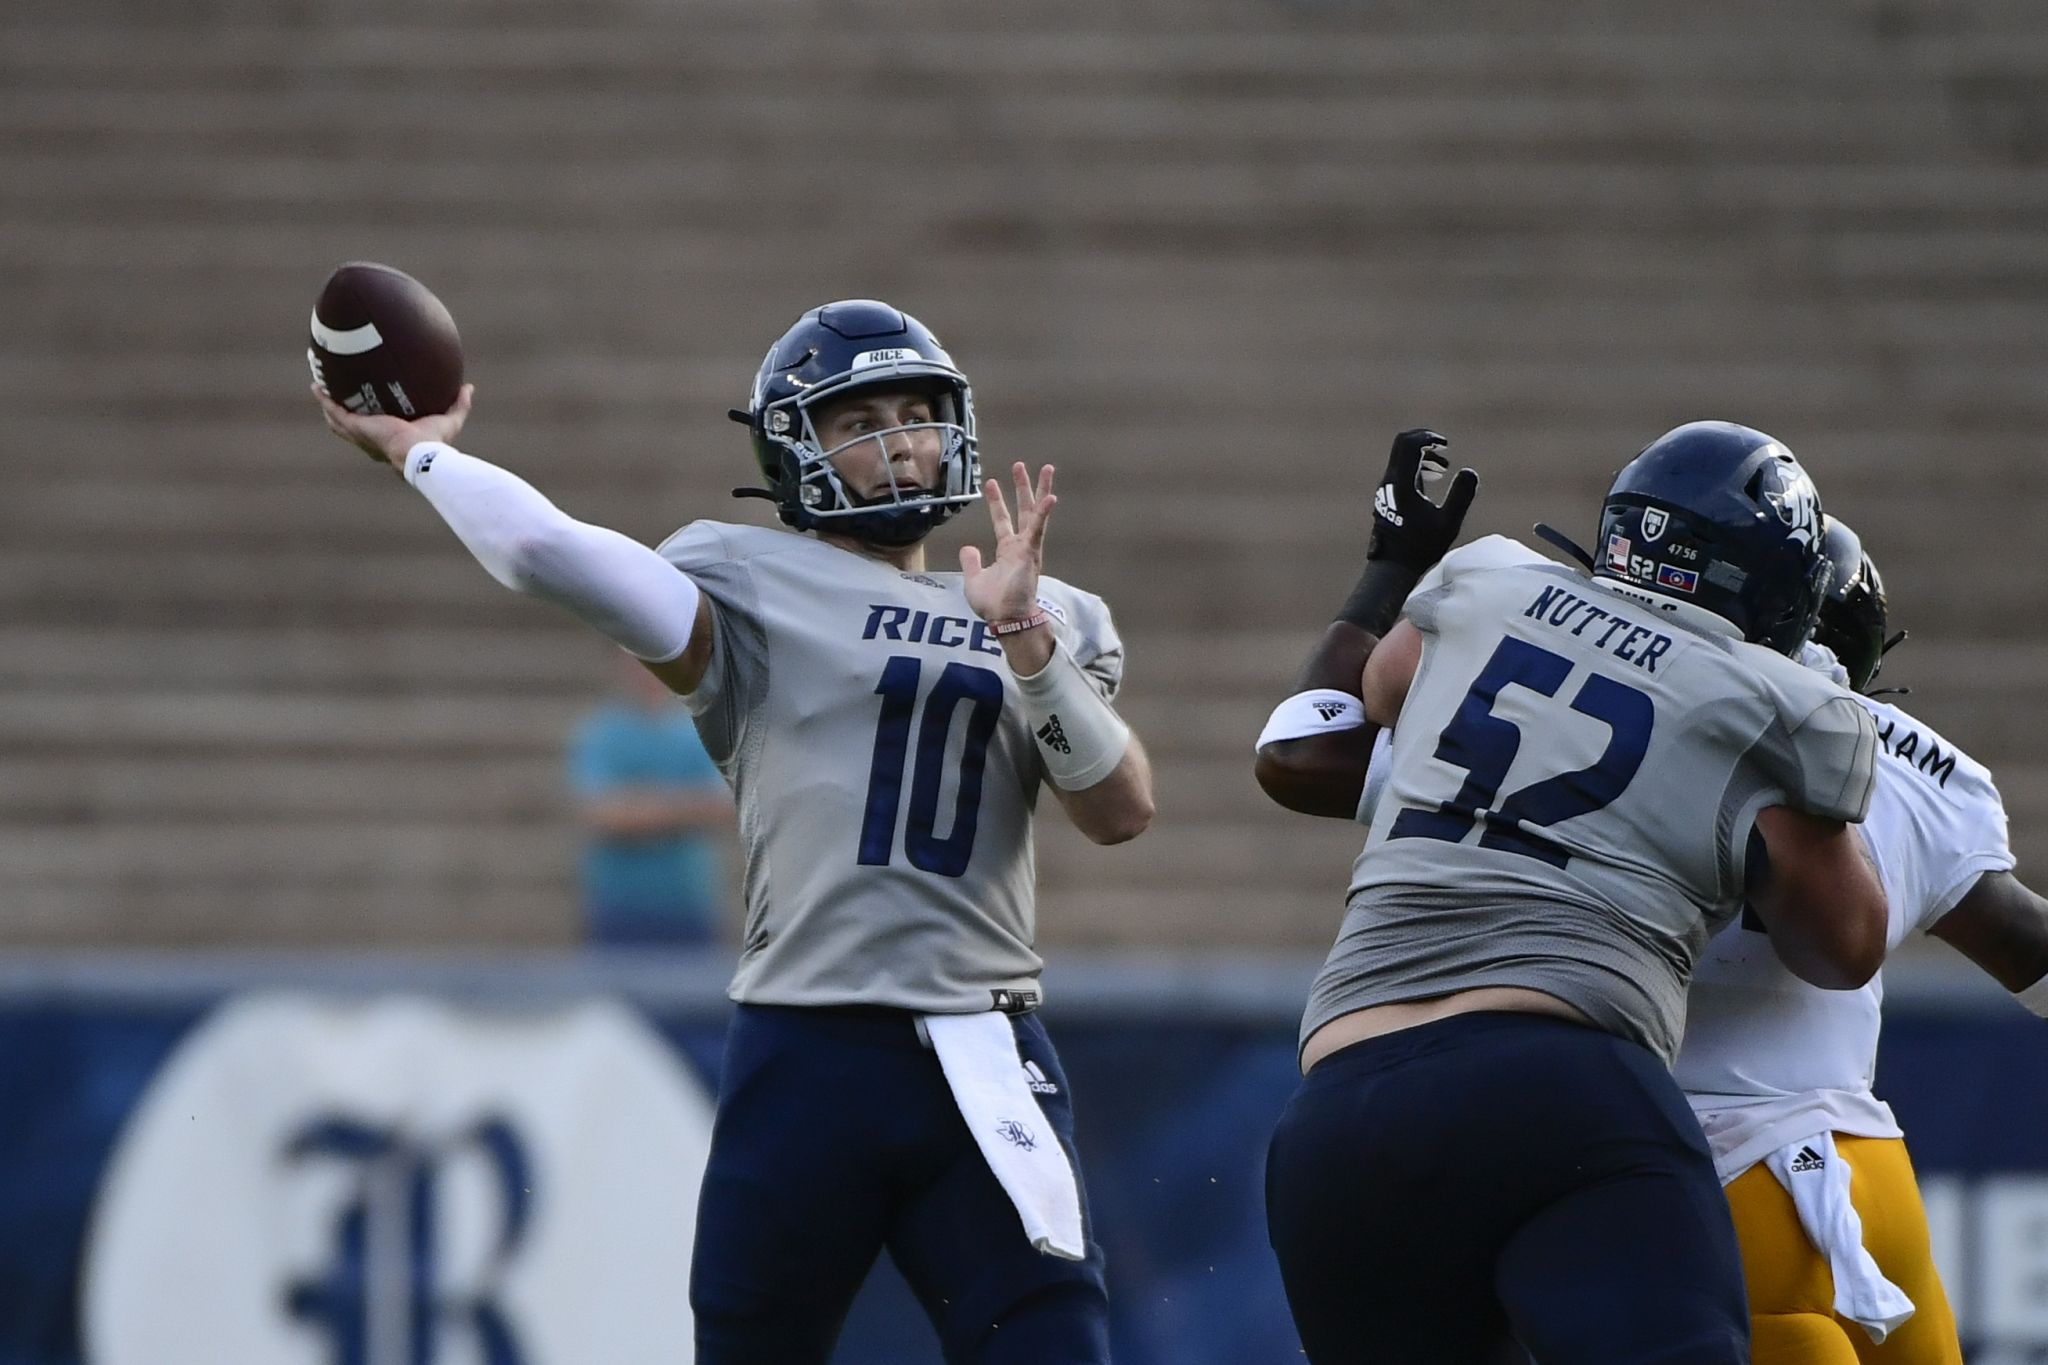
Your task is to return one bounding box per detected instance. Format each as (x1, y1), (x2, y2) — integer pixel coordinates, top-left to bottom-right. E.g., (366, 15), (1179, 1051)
(960, 462), (1056, 624)
(314, 382), (474, 475)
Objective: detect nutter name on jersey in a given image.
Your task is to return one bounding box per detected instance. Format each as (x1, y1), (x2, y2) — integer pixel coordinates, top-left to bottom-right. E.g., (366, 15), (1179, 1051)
(1522, 584), (1676, 674)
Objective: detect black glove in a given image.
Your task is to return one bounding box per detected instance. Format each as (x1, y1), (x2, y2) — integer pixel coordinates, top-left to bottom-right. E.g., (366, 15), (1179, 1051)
(1365, 428), (1479, 570)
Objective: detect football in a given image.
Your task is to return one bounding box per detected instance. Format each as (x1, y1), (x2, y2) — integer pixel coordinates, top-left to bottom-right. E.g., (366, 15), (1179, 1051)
(307, 262), (464, 419)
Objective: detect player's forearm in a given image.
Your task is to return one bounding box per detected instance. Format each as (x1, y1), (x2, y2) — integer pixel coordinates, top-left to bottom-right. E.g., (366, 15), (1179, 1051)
(1254, 626), (1379, 818)
(403, 441), (698, 662)
(1254, 557), (1427, 819)
(1010, 636), (1135, 796)
(1929, 870), (2048, 995)
(1051, 733), (1155, 844)
(1254, 738), (1372, 818)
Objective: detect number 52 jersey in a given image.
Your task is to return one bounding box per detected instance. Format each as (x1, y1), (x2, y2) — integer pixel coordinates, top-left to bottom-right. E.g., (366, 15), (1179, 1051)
(659, 520), (1125, 1014)
(1304, 537), (1878, 1066)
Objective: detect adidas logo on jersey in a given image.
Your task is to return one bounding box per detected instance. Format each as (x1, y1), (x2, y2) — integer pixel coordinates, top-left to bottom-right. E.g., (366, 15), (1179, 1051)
(1022, 1060), (1059, 1095)
(1789, 1145), (1825, 1174)
(1037, 716), (1072, 754)
(1373, 483), (1404, 526)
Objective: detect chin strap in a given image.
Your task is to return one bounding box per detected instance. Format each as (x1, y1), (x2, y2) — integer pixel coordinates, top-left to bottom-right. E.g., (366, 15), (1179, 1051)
(730, 486), (778, 503)
(1532, 522), (1597, 572)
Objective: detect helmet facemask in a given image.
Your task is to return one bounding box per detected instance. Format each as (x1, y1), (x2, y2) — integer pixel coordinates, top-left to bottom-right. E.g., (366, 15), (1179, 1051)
(1813, 520), (1896, 692)
(758, 367), (979, 547)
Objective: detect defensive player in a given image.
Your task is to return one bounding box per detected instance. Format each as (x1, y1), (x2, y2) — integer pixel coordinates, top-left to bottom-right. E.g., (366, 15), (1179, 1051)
(1257, 422), (1890, 1363)
(1676, 519), (2048, 1363)
(315, 299), (1153, 1365)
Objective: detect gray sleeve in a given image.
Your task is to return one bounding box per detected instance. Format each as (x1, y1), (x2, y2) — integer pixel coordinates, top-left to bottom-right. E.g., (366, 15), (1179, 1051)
(1786, 694), (1879, 822)
(1403, 536), (1550, 635)
(655, 522), (764, 763)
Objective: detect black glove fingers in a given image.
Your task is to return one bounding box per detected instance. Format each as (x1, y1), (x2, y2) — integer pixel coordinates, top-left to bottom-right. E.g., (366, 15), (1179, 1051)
(1442, 467), (1480, 522)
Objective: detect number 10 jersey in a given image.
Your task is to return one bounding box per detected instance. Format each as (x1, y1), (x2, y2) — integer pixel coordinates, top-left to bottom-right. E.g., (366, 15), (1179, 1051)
(1303, 536), (1877, 1065)
(660, 521), (1125, 1013)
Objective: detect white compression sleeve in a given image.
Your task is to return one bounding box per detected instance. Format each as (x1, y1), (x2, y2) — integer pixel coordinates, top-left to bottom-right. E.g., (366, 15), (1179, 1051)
(404, 441), (700, 662)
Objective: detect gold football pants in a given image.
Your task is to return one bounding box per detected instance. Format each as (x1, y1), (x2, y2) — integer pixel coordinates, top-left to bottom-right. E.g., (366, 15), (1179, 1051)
(1723, 1135), (1961, 1364)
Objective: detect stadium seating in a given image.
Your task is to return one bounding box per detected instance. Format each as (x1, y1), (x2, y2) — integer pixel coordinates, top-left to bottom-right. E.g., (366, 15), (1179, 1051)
(3, 0), (2045, 946)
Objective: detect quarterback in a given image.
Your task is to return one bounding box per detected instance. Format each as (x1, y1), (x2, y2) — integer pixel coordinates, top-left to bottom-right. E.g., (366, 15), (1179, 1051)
(1676, 519), (2048, 1363)
(316, 299), (1153, 1364)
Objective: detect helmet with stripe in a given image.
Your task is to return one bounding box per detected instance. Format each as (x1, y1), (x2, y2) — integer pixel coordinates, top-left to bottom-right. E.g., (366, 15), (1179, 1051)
(1594, 421), (1832, 655)
(731, 300), (978, 546)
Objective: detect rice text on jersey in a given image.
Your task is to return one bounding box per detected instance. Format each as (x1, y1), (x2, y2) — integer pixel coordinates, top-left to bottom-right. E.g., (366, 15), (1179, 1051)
(862, 604), (1005, 657)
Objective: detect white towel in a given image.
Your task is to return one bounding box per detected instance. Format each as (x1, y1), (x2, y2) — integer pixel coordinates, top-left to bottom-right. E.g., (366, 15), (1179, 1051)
(1762, 1133), (1916, 1343)
(922, 1011), (1087, 1261)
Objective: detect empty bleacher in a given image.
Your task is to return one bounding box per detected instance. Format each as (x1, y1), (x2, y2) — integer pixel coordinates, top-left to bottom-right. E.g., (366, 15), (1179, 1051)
(3, 0), (2046, 947)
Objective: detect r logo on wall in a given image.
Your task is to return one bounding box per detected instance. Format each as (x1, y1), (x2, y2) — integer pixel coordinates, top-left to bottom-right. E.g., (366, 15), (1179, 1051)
(82, 995), (716, 1365)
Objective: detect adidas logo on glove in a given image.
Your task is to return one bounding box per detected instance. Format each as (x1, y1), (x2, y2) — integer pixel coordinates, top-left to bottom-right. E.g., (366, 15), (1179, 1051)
(1373, 484), (1404, 526)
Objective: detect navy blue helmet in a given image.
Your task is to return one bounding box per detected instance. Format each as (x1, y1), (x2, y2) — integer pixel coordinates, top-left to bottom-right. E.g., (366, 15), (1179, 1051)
(731, 300), (979, 546)
(1594, 421), (1832, 655)
(1814, 518), (1892, 692)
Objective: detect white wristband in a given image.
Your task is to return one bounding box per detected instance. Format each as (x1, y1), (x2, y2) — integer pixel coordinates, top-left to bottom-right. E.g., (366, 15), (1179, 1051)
(2016, 972), (2048, 1018)
(1256, 689), (1369, 751)
(1014, 640), (1131, 791)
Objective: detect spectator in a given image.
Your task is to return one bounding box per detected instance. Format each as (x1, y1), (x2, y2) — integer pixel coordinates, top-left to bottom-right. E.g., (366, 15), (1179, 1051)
(570, 653), (733, 946)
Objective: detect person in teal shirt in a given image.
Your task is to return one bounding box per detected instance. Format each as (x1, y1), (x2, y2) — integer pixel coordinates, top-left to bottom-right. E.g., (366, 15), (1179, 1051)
(569, 656), (734, 946)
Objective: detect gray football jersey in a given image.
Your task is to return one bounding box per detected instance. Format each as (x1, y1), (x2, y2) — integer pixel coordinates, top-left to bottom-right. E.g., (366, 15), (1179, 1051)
(1303, 536), (1877, 1065)
(658, 521), (1125, 1012)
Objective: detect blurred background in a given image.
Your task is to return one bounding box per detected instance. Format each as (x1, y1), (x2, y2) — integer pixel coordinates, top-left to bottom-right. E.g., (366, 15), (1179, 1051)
(4, 0), (2048, 1360)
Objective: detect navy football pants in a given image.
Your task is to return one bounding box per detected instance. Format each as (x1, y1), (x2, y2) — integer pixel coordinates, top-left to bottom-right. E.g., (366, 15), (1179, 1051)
(1266, 1012), (1748, 1365)
(690, 1004), (1111, 1364)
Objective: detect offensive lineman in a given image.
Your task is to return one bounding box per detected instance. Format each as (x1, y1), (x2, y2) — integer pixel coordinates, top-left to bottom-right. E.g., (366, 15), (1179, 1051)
(315, 299), (1153, 1364)
(1256, 422), (1890, 1363)
(1677, 519), (2048, 1363)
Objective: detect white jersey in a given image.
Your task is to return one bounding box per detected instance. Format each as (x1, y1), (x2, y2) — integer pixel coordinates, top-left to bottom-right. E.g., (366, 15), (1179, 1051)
(659, 521), (1125, 1013)
(1673, 696), (2013, 1181)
